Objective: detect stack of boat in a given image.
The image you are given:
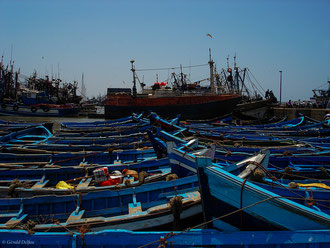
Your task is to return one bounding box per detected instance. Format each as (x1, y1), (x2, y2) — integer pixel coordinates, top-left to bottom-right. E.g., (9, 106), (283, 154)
(0, 113), (329, 247)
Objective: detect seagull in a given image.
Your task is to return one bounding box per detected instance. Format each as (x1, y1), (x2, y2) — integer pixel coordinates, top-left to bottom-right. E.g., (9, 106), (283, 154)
(206, 33), (213, 39)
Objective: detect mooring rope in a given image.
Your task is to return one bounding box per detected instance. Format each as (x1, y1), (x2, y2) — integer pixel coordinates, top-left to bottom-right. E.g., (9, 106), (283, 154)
(138, 195), (307, 248)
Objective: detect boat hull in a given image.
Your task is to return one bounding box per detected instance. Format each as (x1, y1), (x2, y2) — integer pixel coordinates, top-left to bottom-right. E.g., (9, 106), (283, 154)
(0, 229), (329, 247)
(196, 157), (330, 231)
(105, 94), (241, 119)
(234, 99), (272, 120)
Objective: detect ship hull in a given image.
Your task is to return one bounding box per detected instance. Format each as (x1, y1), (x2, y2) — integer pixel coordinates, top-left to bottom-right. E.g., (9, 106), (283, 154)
(234, 99), (273, 120)
(105, 94), (241, 120)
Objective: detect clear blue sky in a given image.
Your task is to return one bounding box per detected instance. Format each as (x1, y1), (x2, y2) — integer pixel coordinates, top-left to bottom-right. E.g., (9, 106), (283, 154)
(1, 0), (329, 101)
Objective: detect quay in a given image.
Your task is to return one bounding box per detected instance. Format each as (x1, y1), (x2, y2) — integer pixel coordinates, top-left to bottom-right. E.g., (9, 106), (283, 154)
(271, 107), (329, 121)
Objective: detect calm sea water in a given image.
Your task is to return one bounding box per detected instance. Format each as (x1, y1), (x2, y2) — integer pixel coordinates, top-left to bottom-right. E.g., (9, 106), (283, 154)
(0, 116), (105, 131)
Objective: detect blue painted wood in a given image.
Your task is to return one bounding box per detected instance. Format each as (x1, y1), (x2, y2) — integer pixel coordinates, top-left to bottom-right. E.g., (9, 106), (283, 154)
(0, 171), (198, 225)
(0, 157), (169, 184)
(0, 125), (52, 145)
(195, 156), (330, 231)
(0, 229), (329, 247)
(61, 115), (134, 128)
(0, 148), (156, 165)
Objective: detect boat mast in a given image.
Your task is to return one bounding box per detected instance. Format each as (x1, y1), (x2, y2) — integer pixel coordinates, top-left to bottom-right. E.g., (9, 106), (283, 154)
(208, 48), (215, 93)
(14, 70), (19, 100)
(180, 64), (186, 90)
(81, 72), (87, 102)
(130, 60), (137, 97)
(233, 55), (239, 94)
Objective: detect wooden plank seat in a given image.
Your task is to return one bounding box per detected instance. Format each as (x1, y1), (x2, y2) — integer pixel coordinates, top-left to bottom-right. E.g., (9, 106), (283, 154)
(76, 178), (92, 189)
(5, 214), (28, 227)
(66, 209), (85, 224)
(128, 202), (142, 215)
(31, 180), (49, 189)
(128, 193), (142, 214)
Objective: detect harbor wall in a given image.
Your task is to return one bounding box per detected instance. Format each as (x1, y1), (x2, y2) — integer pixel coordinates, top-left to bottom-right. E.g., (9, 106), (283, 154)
(271, 107), (329, 121)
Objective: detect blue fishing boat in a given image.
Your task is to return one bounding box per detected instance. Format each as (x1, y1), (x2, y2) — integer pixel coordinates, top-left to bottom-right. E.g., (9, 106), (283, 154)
(214, 153), (330, 169)
(149, 125), (330, 170)
(0, 166), (200, 232)
(0, 120), (45, 130)
(0, 157), (169, 183)
(56, 122), (151, 138)
(45, 132), (147, 145)
(166, 138), (330, 180)
(61, 115), (135, 128)
(0, 228), (329, 247)
(0, 159), (173, 197)
(19, 140), (151, 152)
(194, 155), (330, 231)
(0, 125), (52, 145)
(0, 147), (156, 165)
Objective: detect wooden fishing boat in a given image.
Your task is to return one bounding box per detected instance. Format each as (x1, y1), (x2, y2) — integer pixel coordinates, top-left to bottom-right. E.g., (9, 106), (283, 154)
(148, 120), (330, 171)
(60, 117), (148, 132)
(17, 140), (150, 152)
(194, 155), (330, 230)
(187, 121), (330, 138)
(0, 165), (200, 232)
(0, 229), (329, 248)
(187, 116), (308, 131)
(56, 122), (151, 138)
(0, 165), (172, 197)
(0, 146), (271, 234)
(149, 113), (330, 147)
(45, 132), (148, 145)
(61, 115), (135, 128)
(214, 153), (330, 169)
(0, 120), (45, 130)
(167, 141), (330, 229)
(251, 178), (330, 215)
(165, 134), (329, 180)
(184, 115), (327, 133)
(0, 157), (169, 183)
(0, 140), (218, 197)
(0, 125), (52, 145)
(1, 190), (201, 232)
(0, 147), (156, 165)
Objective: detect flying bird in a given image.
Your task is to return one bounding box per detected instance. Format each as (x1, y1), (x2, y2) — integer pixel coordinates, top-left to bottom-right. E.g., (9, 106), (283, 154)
(206, 33), (213, 39)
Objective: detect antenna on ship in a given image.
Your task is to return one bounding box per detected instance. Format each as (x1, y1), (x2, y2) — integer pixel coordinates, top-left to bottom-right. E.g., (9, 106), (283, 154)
(208, 48), (215, 93)
(81, 72), (87, 102)
(57, 63), (60, 80)
(234, 54), (237, 69)
(10, 44), (13, 66)
(180, 64), (185, 88)
(130, 60), (137, 97)
(233, 54), (239, 94)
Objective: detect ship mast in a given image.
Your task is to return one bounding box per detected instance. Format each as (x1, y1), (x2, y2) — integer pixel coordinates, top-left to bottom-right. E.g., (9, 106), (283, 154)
(130, 60), (137, 97)
(208, 48), (215, 93)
